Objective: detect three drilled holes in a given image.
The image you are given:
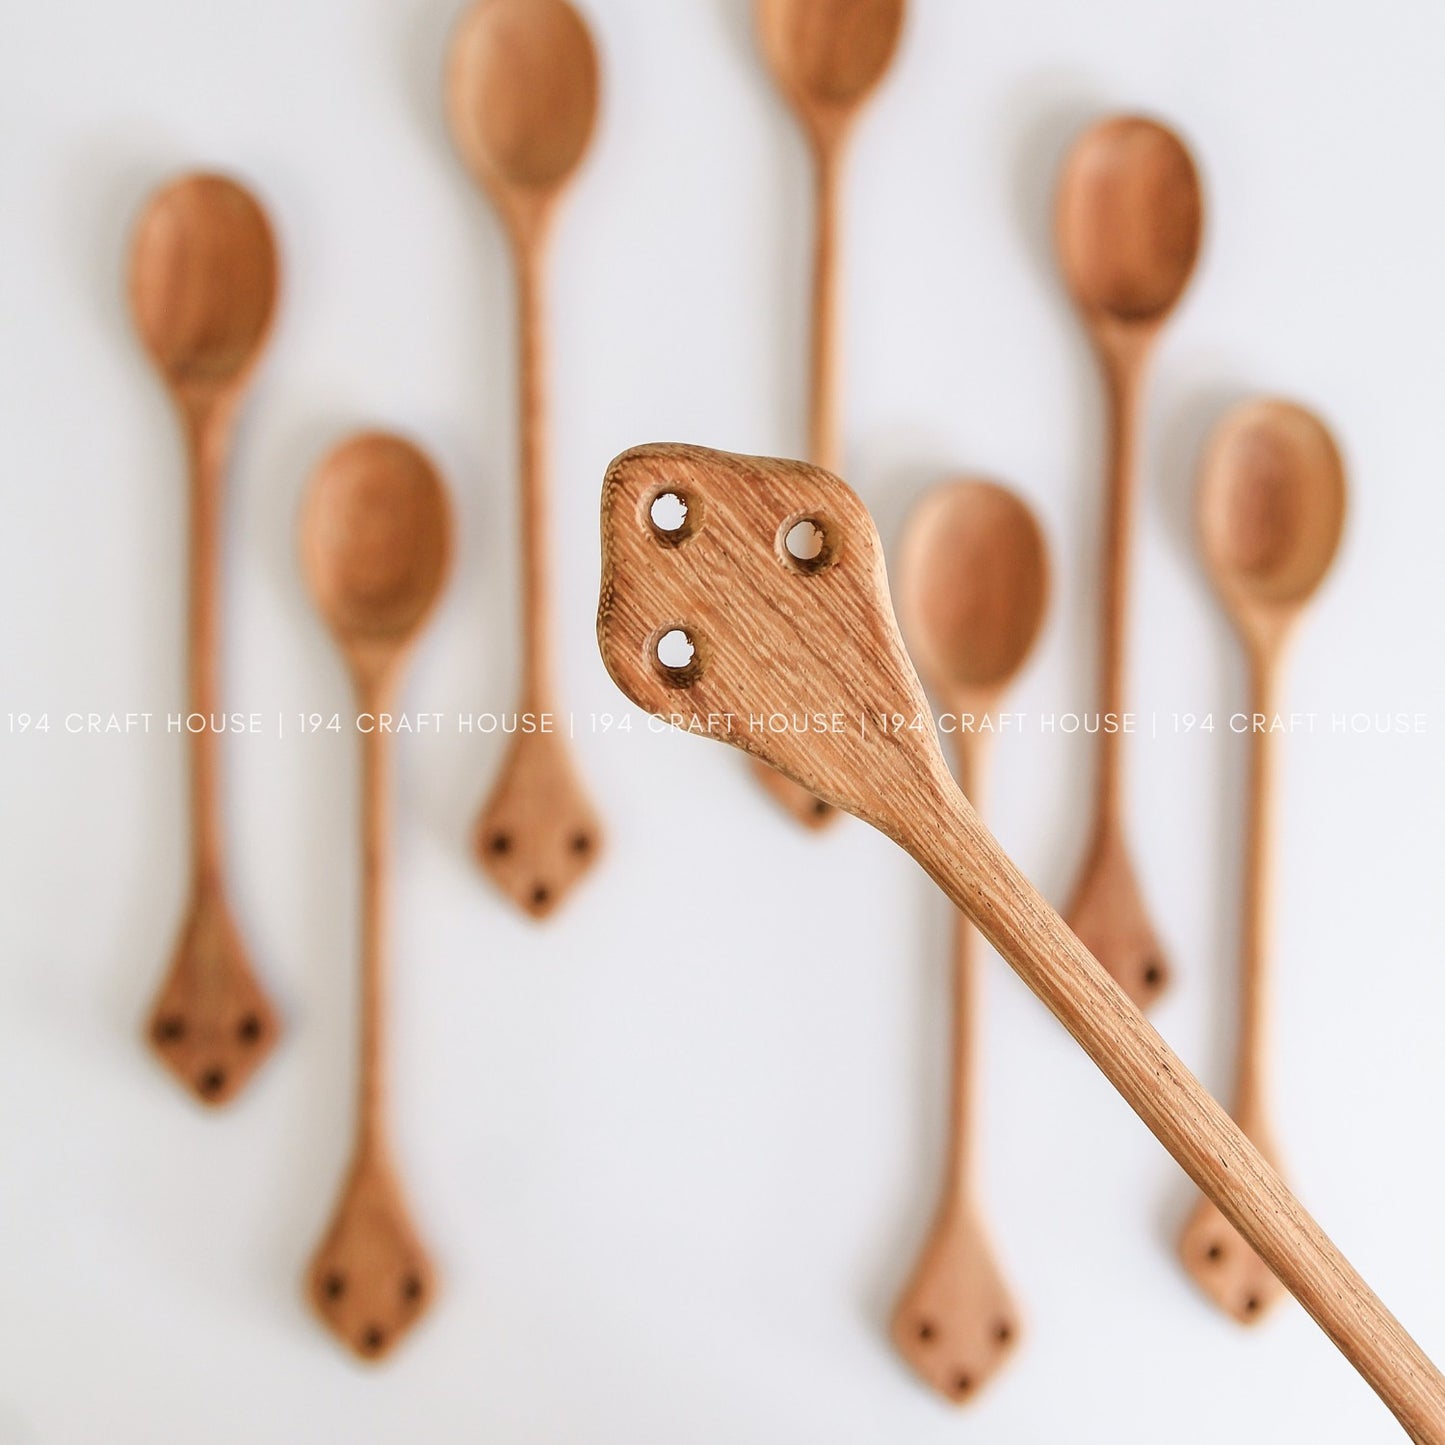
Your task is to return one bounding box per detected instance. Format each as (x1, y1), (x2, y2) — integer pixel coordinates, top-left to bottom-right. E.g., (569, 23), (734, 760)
(645, 487), (835, 687)
(152, 1010), (267, 1099)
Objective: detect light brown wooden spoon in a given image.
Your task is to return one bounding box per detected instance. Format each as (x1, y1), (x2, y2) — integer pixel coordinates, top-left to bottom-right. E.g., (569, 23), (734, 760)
(890, 479), (1047, 1402)
(751, 0), (906, 830)
(1179, 399), (1347, 1325)
(300, 433), (452, 1362)
(446, 0), (604, 918)
(596, 443), (1445, 1443)
(129, 172), (282, 1106)
(1055, 115), (1203, 1009)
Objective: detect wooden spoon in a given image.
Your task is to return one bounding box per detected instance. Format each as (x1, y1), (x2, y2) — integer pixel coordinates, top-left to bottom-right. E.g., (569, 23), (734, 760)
(890, 480), (1047, 1402)
(751, 0), (906, 830)
(596, 443), (1445, 1442)
(1055, 115), (1203, 1008)
(446, 0), (604, 917)
(129, 172), (282, 1106)
(1179, 399), (1347, 1324)
(300, 433), (452, 1361)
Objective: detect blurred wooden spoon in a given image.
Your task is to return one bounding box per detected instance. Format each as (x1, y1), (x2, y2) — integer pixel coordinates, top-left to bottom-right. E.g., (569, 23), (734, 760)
(446, 0), (604, 916)
(1180, 399), (1346, 1323)
(1055, 115), (1203, 1007)
(129, 172), (282, 1106)
(300, 432), (452, 1361)
(751, 0), (906, 829)
(891, 479), (1047, 1402)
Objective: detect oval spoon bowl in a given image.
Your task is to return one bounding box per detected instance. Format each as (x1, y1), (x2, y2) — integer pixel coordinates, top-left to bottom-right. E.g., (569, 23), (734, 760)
(898, 480), (1049, 702)
(1056, 115), (1203, 328)
(302, 433), (452, 660)
(755, 0), (905, 127)
(1198, 398), (1346, 628)
(130, 173), (279, 388)
(446, 0), (599, 218)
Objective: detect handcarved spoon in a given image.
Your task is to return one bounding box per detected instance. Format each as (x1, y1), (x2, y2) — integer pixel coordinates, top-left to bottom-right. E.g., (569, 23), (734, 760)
(1179, 399), (1346, 1324)
(129, 172), (282, 1105)
(446, 0), (604, 917)
(1055, 115), (1203, 1007)
(890, 480), (1047, 1401)
(751, 0), (906, 829)
(300, 433), (452, 1361)
(596, 442), (1445, 1443)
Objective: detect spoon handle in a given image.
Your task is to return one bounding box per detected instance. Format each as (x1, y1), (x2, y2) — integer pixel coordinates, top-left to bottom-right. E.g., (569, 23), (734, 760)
(1235, 647), (1279, 1127)
(942, 723), (989, 1201)
(808, 140), (843, 477)
(357, 678), (395, 1155)
(516, 236), (554, 712)
(902, 777), (1445, 1441)
(1093, 341), (1145, 819)
(182, 397), (232, 879)
(306, 671), (437, 1359)
(143, 395), (281, 1106)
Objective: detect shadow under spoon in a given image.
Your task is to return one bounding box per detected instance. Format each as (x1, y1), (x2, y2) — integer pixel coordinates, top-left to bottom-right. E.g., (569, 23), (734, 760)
(129, 172), (283, 1106)
(1055, 115), (1203, 1008)
(890, 478), (1048, 1402)
(446, 0), (605, 918)
(300, 432), (452, 1362)
(1179, 398), (1346, 1324)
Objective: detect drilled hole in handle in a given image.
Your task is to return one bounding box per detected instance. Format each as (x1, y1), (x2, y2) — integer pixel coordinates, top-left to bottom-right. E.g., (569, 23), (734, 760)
(651, 626), (703, 687)
(647, 487), (697, 544)
(779, 515), (835, 574)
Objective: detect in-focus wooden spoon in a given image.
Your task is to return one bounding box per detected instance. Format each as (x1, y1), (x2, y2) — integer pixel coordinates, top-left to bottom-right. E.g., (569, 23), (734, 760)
(300, 433), (452, 1361)
(446, 0), (604, 917)
(129, 172), (282, 1106)
(596, 443), (1445, 1443)
(890, 479), (1047, 1402)
(1055, 115), (1203, 1008)
(751, 0), (906, 830)
(1179, 399), (1346, 1324)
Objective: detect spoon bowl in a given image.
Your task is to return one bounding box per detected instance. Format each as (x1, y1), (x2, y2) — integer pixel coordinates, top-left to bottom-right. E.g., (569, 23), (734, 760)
(446, 0), (599, 226)
(755, 0), (906, 135)
(129, 173), (279, 390)
(1056, 116), (1202, 329)
(302, 434), (452, 664)
(1198, 399), (1346, 627)
(899, 480), (1049, 705)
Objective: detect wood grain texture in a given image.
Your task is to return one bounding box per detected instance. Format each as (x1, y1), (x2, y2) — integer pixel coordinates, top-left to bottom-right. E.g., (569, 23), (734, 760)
(887, 480), (1047, 1401)
(1180, 399), (1347, 1323)
(301, 433), (452, 1361)
(446, 0), (604, 916)
(1055, 115), (1204, 1009)
(749, 0), (905, 830)
(596, 443), (1444, 1442)
(129, 172), (282, 1105)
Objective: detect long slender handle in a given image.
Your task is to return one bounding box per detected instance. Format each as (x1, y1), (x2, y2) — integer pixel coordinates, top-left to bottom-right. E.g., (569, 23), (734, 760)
(357, 676), (395, 1160)
(182, 395), (231, 883)
(808, 139), (843, 476)
(516, 235), (554, 714)
(1235, 647), (1279, 1126)
(1092, 340), (1146, 828)
(942, 725), (989, 1202)
(905, 774), (1445, 1442)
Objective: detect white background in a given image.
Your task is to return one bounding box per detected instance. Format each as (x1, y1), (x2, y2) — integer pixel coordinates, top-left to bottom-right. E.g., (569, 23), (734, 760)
(3, 0), (1444, 1440)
